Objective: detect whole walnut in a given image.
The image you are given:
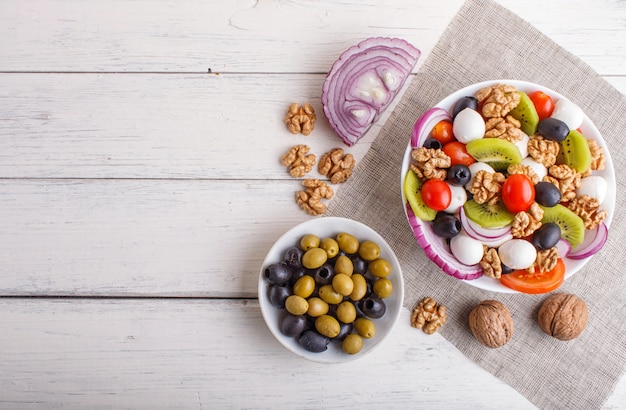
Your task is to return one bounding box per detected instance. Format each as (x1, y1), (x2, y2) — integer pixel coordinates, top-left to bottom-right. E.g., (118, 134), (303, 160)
(537, 293), (588, 341)
(469, 300), (514, 348)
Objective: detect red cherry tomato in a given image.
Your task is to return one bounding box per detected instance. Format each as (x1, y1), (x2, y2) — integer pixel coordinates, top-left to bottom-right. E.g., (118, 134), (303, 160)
(501, 174), (535, 213)
(420, 179), (452, 211)
(442, 141), (475, 166)
(500, 258), (565, 294)
(430, 120), (455, 145)
(528, 91), (555, 120)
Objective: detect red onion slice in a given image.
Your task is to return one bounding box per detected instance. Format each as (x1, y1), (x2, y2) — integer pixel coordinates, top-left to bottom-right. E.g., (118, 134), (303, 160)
(567, 222), (608, 260)
(459, 206), (513, 247)
(406, 203), (483, 280)
(410, 108), (451, 148)
(322, 37), (420, 147)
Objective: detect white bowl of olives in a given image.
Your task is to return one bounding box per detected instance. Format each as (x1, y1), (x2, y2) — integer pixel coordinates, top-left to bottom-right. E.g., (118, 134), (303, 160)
(258, 217), (404, 363)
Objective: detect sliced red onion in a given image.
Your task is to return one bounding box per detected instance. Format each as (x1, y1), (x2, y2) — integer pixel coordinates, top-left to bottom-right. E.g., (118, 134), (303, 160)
(406, 203), (483, 280)
(567, 222), (608, 260)
(322, 37), (420, 147)
(410, 108), (451, 148)
(555, 238), (571, 259)
(458, 206), (513, 247)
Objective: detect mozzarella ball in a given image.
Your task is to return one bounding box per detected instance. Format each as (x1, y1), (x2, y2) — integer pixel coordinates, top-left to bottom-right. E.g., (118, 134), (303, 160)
(551, 99), (584, 130)
(577, 176), (608, 204)
(444, 183), (468, 214)
(498, 239), (537, 270)
(514, 133), (530, 158)
(453, 108), (485, 143)
(450, 232), (484, 265)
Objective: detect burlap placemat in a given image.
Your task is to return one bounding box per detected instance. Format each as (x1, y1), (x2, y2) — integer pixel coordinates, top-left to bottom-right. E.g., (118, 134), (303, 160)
(326, 0), (625, 408)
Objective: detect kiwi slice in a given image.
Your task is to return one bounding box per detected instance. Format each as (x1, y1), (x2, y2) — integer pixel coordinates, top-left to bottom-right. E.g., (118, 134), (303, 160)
(558, 129), (592, 173)
(509, 91), (539, 135)
(403, 170), (437, 221)
(463, 199), (515, 228)
(465, 138), (522, 171)
(540, 204), (585, 248)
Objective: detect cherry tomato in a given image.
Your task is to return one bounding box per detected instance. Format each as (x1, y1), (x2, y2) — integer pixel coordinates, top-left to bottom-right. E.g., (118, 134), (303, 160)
(442, 141), (475, 166)
(529, 91), (555, 120)
(420, 179), (452, 211)
(500, 258), (565, 294)
(501, 174), (535, 213)
(430, 120), (455, 145)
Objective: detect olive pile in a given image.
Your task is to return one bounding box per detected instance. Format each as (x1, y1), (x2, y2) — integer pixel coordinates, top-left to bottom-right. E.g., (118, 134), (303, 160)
(263, 232), (394, 355)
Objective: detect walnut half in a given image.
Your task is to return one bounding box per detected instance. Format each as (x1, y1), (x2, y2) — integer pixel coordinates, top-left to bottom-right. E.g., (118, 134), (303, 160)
(284, 103), (316, 136)
(318, 148), (355, 184)
(410, 297), (447, 334)
(295, 179), (334, 216)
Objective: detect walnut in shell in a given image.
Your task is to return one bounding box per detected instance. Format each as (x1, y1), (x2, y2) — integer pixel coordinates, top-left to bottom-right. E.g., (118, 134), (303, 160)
(469, 300), (514, 348)
(537, 293), (588, 341)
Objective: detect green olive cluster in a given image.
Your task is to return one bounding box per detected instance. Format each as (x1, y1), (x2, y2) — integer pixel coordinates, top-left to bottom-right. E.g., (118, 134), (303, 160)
(263, 232), (394, 355)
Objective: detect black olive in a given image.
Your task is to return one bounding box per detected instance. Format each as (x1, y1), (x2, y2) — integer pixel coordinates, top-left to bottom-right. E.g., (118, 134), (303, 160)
(313, 263), (334, 285)
(331, 322), (354, 342)
(535, 181), (562, 207)
(359, 296), (386, 319)
(298, 330), (330, 353)
(288, 266), (308, 287)
(532, 222), (562, 250)
(446, 164), (471, 186)
(537, 118), (569, 142)
(432, 213), (462, 239)
(263, 262), (292, 285)
(351, 255), (368, 275)
(280, 314), (307, 337)
(268, 285), (290, 309)
(501, 263), (514, 275)
(423, 138), (442, 150)
(452, 96), (479, 119)
(283, 246), (303, 268)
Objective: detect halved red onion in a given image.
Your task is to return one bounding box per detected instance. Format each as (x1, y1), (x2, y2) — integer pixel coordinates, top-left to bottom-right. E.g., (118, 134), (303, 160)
(406, 203), (483, 280)
(459, 206), (513, 247)
(567, 222), (608, 260)
(322, 37), (420, 147)
(410, 108), (451, 148)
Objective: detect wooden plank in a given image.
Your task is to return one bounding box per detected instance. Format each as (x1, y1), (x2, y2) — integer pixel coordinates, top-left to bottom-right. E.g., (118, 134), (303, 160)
(0, 73), (379, 179)
(0, 298), (541, 409)
(0, 179), (313, 297)
(1, 73), (624, 180)
(0, 0), (625, 75)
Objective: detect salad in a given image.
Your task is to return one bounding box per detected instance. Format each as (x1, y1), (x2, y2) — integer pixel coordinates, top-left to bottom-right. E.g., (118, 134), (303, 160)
(401, 81), (613, 294)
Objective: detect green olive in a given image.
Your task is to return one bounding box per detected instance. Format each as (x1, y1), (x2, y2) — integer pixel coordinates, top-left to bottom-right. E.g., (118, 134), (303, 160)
(336, 301), (357, 324)
(318, 284), (343, 305)
(349, 274), (368, 301)
(320, 237), (339, 259)
(300, 234), (320, 251)
(285, 295), (308, 316)
(302, 247), (328, 269)
(292, 275), (315, 298)
(334, 255), (354, 276)
(373, 277), (393, 298)
(342, 333), (363, 354)
(369, 258), (391, 277)
(332, 273), (354, 296)
(336, 232), (359, 255)
(358, 240), (381, 261)
(315, 315), (340, 338)
(354, 317), (376, 339)
(306, 297), (329, 317)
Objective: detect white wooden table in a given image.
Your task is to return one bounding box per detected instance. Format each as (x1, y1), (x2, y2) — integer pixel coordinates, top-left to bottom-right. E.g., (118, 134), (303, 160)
(1, 1), (624, 408)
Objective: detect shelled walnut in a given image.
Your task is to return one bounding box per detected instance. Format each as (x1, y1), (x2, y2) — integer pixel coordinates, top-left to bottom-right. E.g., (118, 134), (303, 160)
(469, 300), (514, 348)
(318, 148), (355, 184)
(537, 293), (588, 341)
(280, 144), (316, 177)
(410, 297), (447, 334)
(295, 179), (334, 216)
(410, 147), (451, 180)
(284, 103), (316, 136)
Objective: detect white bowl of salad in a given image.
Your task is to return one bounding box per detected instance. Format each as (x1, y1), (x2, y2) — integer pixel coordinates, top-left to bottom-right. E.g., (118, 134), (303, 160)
(400, 80), (615, 294)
